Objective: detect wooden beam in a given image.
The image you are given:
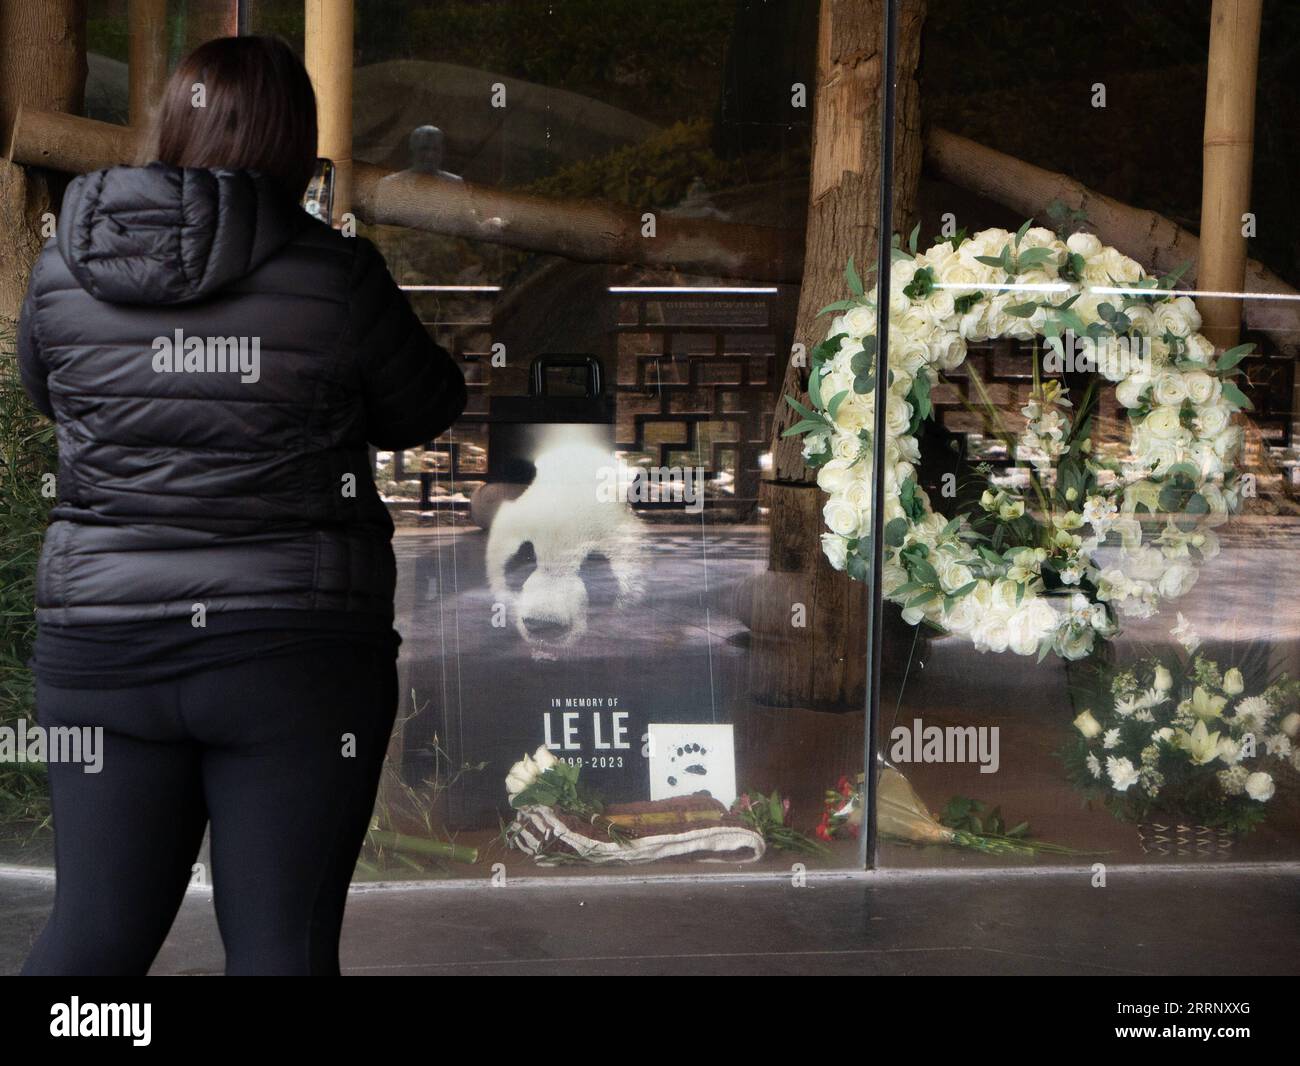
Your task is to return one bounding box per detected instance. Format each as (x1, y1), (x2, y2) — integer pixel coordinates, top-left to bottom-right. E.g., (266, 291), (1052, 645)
(6, 106), (799, 282)
(305, 0), (354, 226)
(925, 127), (1298, 354)
(16, 106), (1295, 344)
(1198, 0), (1263, 348)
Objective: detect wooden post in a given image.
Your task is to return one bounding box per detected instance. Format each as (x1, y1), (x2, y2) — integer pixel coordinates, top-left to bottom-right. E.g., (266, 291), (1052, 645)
(305, 0), (354, 227)
(128, 0), (169, 130)
(1197, 0), (1262, 350)
(0, 0), (86, 328)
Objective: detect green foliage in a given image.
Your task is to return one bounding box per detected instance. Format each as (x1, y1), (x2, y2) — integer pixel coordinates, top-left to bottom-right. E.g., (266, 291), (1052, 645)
(732, 789), (828, 856)
(939, 796), (1030, 839)
(0, 340), (54, 837)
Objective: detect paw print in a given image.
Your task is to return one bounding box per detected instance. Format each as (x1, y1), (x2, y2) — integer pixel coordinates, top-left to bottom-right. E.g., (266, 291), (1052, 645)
(665, 742), (708, 787)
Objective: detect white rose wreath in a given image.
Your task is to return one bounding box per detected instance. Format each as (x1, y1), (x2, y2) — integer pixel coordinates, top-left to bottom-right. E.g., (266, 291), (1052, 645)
(786, 222), (1253, 660)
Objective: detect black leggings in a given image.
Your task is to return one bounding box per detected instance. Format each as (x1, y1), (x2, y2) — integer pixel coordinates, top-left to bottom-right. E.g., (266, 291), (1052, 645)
(22, 645), (398, 976)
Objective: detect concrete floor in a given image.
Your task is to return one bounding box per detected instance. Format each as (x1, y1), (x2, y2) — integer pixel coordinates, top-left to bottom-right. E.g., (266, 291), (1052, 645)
(3, 862), (1297, 975)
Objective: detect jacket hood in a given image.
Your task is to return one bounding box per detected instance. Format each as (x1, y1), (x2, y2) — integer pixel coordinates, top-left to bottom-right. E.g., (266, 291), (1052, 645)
(57, 163), (306, 305)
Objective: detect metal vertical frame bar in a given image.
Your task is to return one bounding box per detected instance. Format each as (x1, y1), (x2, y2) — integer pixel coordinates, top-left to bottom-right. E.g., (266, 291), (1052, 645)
(859, 0), (898, 870)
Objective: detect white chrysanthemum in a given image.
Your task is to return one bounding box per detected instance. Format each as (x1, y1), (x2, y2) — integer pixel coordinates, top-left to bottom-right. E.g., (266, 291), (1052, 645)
(1106, 756), (1140, 792)
(1264, 733), (1292, 759)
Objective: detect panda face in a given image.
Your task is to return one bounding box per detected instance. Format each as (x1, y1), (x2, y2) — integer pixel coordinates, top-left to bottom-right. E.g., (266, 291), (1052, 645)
(513, 565), (590, 648)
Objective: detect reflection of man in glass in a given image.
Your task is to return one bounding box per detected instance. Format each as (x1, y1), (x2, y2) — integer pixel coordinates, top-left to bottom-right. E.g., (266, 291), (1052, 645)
(407, 125), (463, 182)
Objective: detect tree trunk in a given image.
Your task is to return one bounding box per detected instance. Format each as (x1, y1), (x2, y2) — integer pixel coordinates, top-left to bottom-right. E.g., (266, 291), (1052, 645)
(750, 0), (926, 710)
(0, 0), (86, 330)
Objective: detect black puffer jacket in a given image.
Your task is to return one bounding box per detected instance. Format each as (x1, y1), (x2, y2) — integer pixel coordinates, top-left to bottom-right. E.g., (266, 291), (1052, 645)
(18, 163), (465, 625)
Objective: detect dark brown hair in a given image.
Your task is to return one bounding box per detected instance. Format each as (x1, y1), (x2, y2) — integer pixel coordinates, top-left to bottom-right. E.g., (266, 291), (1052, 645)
(144, 36), (318, 200)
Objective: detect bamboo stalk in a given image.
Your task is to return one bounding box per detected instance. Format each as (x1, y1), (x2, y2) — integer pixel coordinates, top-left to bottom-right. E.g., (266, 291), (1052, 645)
(305, 0), (354, 226)
(367, 829), (478, 865)
(127, 0), (169, 130)
(603, 809), (726, 828)
(1197, 0), (1263, 349)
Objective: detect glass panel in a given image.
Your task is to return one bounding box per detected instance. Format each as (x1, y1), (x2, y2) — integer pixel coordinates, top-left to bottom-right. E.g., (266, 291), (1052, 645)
(868, 0), (1300, 868)
(246, 1), (871, 878)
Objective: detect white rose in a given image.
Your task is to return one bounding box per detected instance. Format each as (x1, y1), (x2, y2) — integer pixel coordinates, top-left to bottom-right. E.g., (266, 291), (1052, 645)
(990, 579), (1021, 613)
(816, 458), (856, 494)
(1152, 371), (1188, 406)
(1186, 333), (1215, 361)
(823, 496), (863, 537)
(1222, 667), (1244, 696)
(835, 396), (872, 432)
(1154, 296), (1200, 338)
(1074, 709), (1103, 738)
(1245, 771), (1275, 802)
(1066, 231), (1103, 258)
(821, 532), (849, 571)
(958, 302), (990, 342)
(937, 258), (980, 291)
(831, 432), (863, 461)
(505, 753), (542, 797)
(972, 614), (1010, 653)
(895, 306), (931, 338)
(885, 394), (913, 435)
(938, 557), (974, 593)
(889, 366), (914, 397)
(821, 366), (855, 399)
(929, 331), (966, 369)
(843, 304), (877, 337)
(1115, 376), (1149, 409)
(942, 595), (980, 634)
(533, 745), (559, 771)
(1006, 598), (1059, 656)
(926, 289), (957, 325)
(1183, 370), (1217, 405)
(1153, 665), (1173, 691)
(1197, 403), (1232, 436)
(1143, 405), (1184, 440)
(1213, 425), (1243, 461)
(1280, 712), (1300, 738)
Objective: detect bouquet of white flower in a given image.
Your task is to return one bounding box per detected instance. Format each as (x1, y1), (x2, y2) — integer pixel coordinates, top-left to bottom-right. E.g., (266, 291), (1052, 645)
(1064, 621), (1300, 834)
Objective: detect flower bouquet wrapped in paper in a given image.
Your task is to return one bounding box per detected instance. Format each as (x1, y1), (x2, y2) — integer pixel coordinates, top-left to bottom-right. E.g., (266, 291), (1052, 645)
(821, 766), (1085, 855)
